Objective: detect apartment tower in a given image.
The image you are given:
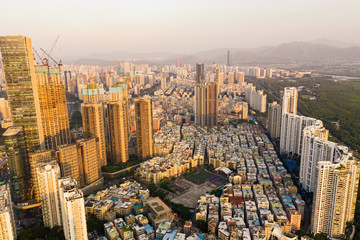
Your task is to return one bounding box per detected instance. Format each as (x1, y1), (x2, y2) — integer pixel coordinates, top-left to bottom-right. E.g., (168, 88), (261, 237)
(81, 102), (107, 166)
(37, 161), (62, 228)
(0, 184), (17, 240)
(267, 102), (281, 139)
(59, 178), (88, 240)
(135, 98), (154, 159)
(311, 152), (360, 237)
(107, 101), (129, 163)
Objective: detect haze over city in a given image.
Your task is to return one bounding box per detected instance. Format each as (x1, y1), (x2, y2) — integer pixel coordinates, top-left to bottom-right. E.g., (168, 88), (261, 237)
(1, 1), (360, 240)
(2, 0), (360, 58)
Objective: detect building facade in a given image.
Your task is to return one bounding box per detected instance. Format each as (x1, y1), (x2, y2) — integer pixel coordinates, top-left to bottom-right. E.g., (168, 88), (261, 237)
(37, 161), (62, 228)
(282, 87), (298, 115)
(267, 102), (281, 139)
(81, 102), (107, 166)
(135, 98), (154, 159)
(0, 36), (44, 154)
(107, 101), (129, 163)
(0, 184), (16, 240)
(59, 178), (88, 240)
(311, 153), (360, 237)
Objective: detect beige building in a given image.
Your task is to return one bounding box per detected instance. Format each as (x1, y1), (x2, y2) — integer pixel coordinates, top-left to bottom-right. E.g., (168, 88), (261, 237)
(0, 98), (11, 120)
(35, 66), (71, 149)
(0, 36), (44, 154)
(29, 150), (56, 202)
(135, 98), (154, 159)
(77, 138), (102, 186)
(194, 82), (218, 126)
(107, 101), (129, 163)
(37, 161), (62, 228)
(282, 87), (298, 115)
(311, 152), (360, 237)
(59, 178), (88, 240)
(161, 77), (167, 90)
(227, 71), (234, 84)
(0, 184), (16, 240)
(82, 102), (107, 166)
(56, 144), (82, 186)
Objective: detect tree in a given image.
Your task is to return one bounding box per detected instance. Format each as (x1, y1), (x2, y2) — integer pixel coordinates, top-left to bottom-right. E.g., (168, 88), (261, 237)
(195, 220), (207, 233)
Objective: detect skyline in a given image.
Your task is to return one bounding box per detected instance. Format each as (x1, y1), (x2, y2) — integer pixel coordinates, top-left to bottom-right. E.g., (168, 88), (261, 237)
(1, 0), (360, 59)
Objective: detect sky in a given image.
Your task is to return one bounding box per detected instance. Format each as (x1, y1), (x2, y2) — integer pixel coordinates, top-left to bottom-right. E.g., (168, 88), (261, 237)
(1, 0), (360, 59)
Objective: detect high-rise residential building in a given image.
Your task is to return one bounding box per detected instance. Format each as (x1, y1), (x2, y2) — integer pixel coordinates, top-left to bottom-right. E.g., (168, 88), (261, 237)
(227, 71), (234, 84)
(81, 102), (107, 166)
(59, 178), (88, 240)
(161, 77), (167, 90)
(0, 184), (17, 240)
(280, 113), (320, 155)
(0, 36), (44, 154)
(77, 138), (102, 186)
(107, 101), (129, 163)
(282, 87), (298, 115)
(29, 150), (56, 202)
(36, 66), (71, 150)
(37, 161), (62, 228)
(135, 98), (154, 159)
(64, 70), (71, 92)
(311, 151), (360, 237)
(299, 123), (341, 192)
(194, 82), (218, 126)
(235, 71), (245, 84)
(227, 49), (232, 66)
(267, 102), (281, 139)
(82, 83), (105, 103)
(110, 82), (131, 138)
(3, 126), (27, 202)
(244, 84), (267, 113)
(195, 63), (204, 84)
(56, 144), (82, 187)
(215, 67), (220, 85)
(0, 98), (11, 120)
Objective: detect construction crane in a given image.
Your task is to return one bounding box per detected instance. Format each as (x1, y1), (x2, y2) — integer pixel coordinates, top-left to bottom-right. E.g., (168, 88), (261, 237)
(48, 35), (60, 56)
(32, 47), (45, 65)
(40, 48), (62, 68)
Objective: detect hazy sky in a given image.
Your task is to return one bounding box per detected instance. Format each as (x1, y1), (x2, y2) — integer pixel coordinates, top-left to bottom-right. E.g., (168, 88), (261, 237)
(1, 0), (359, 58)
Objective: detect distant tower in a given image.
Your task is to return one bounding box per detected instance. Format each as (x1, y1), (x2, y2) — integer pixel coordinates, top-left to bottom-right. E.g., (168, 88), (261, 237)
(195, 63), (204, 84)
(176, 58), (180, 68)
(135, 98), (154, 159)
(227, 49), (232, 66)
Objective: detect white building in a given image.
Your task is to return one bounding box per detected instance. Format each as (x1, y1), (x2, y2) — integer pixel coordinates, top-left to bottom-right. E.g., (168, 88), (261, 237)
(245, 84), (267, 113)
(37, 161), (62, 228)
(299, 124), (341, 192)
(59, 178), (88, 240)
(0, 184), (16, 240)
(282, 87), (298, 115)
(311, 152), (360, 237)
(280, 113), (320, 155)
